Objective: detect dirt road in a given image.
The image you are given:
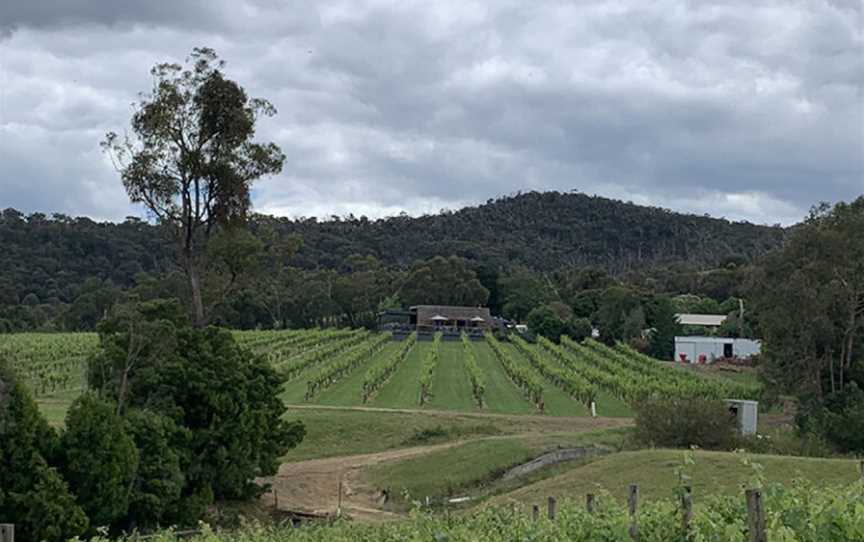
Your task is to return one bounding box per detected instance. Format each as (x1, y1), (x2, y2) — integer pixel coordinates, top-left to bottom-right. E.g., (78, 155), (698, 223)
(260, 440), (473, 521)
(260, 407), (631, 522)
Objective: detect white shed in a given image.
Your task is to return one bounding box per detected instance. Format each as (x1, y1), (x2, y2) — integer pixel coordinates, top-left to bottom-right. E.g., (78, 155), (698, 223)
(674, 336), (760, 364)
(726, 399), (758, 435)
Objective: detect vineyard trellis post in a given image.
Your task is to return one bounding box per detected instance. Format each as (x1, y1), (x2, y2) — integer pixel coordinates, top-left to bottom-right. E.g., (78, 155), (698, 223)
(746, 489), (766, 542)
(547, 496), (557, 520)
(681, 486), (693, 540)
(0, 524), (13, 542)
(628, 484), (640, 542)
(337, 476), (343, 517)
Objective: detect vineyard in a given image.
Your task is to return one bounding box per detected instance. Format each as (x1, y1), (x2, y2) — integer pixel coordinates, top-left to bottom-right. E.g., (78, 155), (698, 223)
(5, 329), (759, 418)
(91, 480), (864, 541)
(0, 332), (97, 396)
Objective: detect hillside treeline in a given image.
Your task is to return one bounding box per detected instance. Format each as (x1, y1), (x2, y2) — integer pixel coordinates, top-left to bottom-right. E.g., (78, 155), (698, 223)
(0, 191), (782, 332)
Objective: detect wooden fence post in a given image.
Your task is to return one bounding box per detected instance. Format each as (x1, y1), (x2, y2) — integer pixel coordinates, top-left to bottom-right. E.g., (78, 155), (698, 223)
(746, 489), (766, 542)
(0, 524), (13, 542)
(547, 496), (557, 520)
(681, 486), (693, 541)
(337, 477), (343, 517)
(532, 504), (540, 522)
(586, 493), (595, 514)
(628, 484), (640, 542)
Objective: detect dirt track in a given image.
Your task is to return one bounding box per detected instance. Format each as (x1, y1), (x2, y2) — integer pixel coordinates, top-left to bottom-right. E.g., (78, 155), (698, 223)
(260, 407), (631, 521)
(260, 440), (466, 521)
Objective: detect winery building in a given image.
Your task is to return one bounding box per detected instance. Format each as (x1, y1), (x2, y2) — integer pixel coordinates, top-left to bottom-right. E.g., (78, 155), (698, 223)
(378, 305), (494, 339)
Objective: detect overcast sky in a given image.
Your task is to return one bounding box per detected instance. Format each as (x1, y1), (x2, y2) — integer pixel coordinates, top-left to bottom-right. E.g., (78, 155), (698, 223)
(0, 0), (861, 225)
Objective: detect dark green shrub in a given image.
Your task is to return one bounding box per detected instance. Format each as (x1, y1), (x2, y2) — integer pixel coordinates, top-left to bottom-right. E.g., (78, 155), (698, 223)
(0, 360), (88, 542)
(632, 399), (739, 450)
(568, 317), (593, 342)
(59, 394), (139, 530)
(797, 383), (864, 454)
(122, 409), (187, 530)
(89, 300), (306, 509)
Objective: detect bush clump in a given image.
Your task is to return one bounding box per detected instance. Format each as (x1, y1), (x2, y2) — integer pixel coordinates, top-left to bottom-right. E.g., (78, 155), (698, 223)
(632, 399), (739, 450)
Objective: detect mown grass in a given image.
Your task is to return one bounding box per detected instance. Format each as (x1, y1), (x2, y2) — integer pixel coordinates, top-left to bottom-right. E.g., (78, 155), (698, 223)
(315, 342), (400, 407)
(493, 341), (635, 417)
(425, 341), (479, 412)
(281, 407), (631, 461)
(471, 342), (536, 415)
(370, 341), (426, 408)
(499, 343), (590, 417)
(279, 341), (397, 404)
(365, 428), (631, 508)
(367, 438), (536, 504)
(488, 448), (862, 505)
(35, 388), (82, 427)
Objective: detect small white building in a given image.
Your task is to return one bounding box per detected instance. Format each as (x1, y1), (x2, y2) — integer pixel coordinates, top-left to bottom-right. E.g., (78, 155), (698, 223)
(726, 399), (758, 435)
(674, 336), (760, 364)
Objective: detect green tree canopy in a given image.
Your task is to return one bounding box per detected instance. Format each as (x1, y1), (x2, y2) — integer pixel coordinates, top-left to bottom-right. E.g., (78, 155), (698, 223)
(0, 360), (88, 542)
(59, 394), (139, 530)
(88, 300), (306, 507)
(102, 48), (284, 327)
(399, 256), (489, 307)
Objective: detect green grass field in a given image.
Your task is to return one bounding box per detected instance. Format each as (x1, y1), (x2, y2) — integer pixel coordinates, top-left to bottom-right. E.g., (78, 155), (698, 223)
(280, 406), (631, 461)
(365, 428), (630, 507)
(488, 448), (862, 505)
(425, 341), (481, 412)
(370, 341), (427, 407)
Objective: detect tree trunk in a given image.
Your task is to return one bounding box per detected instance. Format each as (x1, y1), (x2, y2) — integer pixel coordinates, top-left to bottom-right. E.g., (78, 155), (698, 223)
(842, 299), (859, 390)
(117, 367), (130, 416)
(189, 262), (206, 327)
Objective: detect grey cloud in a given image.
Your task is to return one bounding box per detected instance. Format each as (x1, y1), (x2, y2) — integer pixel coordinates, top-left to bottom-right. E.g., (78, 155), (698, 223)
(0, 0), (861, 225)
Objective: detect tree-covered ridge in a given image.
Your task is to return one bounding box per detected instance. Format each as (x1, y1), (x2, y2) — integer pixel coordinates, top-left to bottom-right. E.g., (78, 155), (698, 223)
(0, 191), (784, 305)
(272, 191), (786, 271)
(0, 210), (173, 305)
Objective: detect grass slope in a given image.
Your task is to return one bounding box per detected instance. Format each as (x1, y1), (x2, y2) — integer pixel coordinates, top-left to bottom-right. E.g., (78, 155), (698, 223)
(371, 341), (426, 408)
(489, 449), (862, 505)
(365, 429), (630, 507)
(471, 342), (535, 415)
(425, 341), (479, 412)
(281, 407), (630, 461)
(36, 388), (82, 427)
(500, 343), (590, 417)
(315, 342), (400, 407)
(527, 342), (633, 417)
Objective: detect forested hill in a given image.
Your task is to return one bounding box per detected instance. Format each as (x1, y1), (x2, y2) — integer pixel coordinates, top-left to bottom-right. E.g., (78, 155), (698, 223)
(0, 191), (784, 305)
(269, 191), (785, 271)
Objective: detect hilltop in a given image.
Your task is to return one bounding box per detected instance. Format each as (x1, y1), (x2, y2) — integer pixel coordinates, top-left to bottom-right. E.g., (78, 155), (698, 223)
(269, 191), (786, 271)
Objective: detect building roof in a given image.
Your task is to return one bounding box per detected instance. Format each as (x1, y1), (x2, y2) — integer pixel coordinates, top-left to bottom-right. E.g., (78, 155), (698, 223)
(675, 313), (727, 326)
(412, 305), (492, 322)
(675, 336), (761, 345)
